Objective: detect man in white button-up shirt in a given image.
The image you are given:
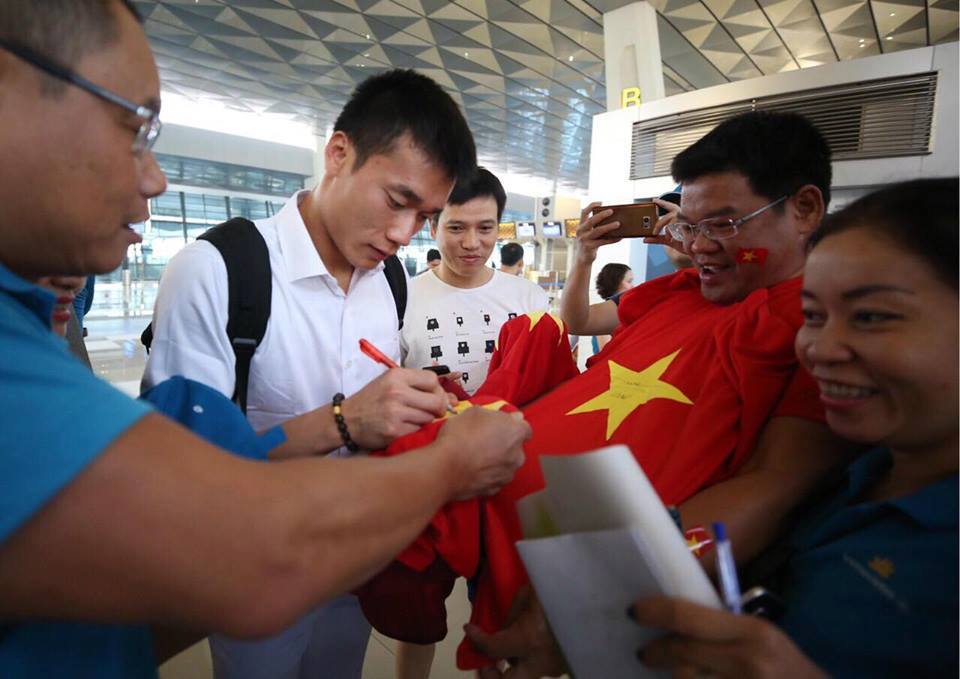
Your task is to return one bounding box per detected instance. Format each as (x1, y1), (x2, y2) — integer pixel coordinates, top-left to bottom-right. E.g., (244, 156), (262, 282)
(143, 70), (480, 679)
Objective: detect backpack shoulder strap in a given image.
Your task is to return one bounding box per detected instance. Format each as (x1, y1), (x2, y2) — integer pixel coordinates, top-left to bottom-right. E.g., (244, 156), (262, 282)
(383, 255), (407, 330)
(197, 217), (271, 414)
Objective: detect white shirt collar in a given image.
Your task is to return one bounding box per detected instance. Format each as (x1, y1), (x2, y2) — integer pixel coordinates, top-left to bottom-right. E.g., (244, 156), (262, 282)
(276, 190), (385, 284)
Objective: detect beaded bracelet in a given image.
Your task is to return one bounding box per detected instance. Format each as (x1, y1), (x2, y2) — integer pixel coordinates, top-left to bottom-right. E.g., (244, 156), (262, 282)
(331, 392), (359, 453)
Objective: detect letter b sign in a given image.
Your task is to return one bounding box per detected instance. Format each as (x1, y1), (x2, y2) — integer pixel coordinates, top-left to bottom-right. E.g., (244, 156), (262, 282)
(621, 87), (641, 108)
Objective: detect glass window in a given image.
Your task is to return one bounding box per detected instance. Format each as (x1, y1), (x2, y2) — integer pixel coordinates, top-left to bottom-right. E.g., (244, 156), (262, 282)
(203, 194), (228, 222)
(182, 193), (206, 220)
(154, 154), (306, 197)
(150, 192), (183, 217)
(231, 198), (269, 220)
(185, 222), (209, 241)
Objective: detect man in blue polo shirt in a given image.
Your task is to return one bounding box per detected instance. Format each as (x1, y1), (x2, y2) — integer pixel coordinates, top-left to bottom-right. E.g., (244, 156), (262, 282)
(0, 2), (529, 676)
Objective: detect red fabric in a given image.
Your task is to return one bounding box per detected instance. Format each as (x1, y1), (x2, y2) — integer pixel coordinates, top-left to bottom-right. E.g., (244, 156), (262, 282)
(439, 376), (470, 401)
(355, 316), (577, 645)
(354, 557), (458, 644)
(773, 361), (825, 422)
(475, 312), (580, 407)
(355, 271), (825, 670)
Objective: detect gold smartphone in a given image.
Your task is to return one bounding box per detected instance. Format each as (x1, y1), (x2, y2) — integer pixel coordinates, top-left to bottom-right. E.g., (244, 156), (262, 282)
(595, 202), (659, 238)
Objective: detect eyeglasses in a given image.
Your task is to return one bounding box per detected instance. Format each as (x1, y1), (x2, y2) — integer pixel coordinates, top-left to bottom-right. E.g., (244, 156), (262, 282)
(0, 37), (161, 154)
(667, 195), (789, 243)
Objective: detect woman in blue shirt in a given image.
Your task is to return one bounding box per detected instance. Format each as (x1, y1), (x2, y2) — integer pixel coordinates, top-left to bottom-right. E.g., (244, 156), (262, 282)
(631, 178), (958, 677)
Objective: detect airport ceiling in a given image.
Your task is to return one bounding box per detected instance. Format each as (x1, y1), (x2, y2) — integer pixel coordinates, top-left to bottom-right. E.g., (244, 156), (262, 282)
(135, 0), (959, 193)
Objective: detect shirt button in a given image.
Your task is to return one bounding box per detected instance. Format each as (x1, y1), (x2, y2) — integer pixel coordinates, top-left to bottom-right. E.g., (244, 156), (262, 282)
(345, 359), (353, 368)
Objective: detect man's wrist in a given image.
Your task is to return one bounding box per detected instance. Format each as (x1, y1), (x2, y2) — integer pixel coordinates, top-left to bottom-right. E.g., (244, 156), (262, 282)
(574, 251), (595, 266)
(425, 437), (462, 501)
(332, 393), (360, 452)
(310, 405), (345, 455)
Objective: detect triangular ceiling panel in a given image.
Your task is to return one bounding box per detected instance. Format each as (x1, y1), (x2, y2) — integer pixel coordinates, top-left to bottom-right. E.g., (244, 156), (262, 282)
(234, 9), (320, 39)
(139, 0), (956, 194)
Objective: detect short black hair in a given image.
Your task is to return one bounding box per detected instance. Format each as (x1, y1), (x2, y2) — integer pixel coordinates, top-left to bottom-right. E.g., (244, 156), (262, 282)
(334, 69), (476, 186)
(500, 242), (524, 267)
(0, 0), (141, 95)
(672, 111), (832, 208)
(596, 263), (631, 299)
(810, 178), (958, 289)
(426, 248), (441, 262)
(448, 167), (507, 222)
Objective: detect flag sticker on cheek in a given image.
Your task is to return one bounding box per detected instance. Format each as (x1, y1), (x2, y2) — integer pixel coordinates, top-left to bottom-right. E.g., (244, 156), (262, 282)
(736, 248), (769, 264)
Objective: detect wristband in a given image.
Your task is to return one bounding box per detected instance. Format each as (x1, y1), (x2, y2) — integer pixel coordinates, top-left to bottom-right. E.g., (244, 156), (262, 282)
(684, 525), (715, 558)
(332, 392), (359, 453)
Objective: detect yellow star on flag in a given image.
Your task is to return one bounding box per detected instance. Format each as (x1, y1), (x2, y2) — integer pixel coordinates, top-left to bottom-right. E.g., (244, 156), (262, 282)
(439, 399), (510, 420)
(741, 250), (756, 261)
(868, 557), (895, 579)
(566, 350), (693, 439)
(496, 312), (566, 352)
(526, 311), (564, 336)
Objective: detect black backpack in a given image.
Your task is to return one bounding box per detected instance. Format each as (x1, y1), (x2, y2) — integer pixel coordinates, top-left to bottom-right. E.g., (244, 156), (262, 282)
(141, 217), (407, 414)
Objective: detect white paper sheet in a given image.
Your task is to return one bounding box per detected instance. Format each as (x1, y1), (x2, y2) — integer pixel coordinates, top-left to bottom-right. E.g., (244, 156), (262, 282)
(516, 445), (720, 679)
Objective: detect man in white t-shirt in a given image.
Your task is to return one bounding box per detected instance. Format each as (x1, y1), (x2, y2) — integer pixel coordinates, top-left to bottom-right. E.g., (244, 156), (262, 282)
(401, 168), (548, 395)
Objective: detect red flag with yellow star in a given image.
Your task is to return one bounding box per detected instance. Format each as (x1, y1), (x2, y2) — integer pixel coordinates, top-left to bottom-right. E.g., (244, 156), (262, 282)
(356, 270), (824, 669)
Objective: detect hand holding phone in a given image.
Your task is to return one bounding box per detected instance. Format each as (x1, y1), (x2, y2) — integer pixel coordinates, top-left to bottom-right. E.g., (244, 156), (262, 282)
(594, 202), (659, 238)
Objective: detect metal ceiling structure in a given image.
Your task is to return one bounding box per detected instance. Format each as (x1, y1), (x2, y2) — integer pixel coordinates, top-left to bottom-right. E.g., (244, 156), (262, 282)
(135, 0), (958, 193)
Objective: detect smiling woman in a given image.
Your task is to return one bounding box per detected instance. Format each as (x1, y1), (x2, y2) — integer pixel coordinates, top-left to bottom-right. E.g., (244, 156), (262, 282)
(797, 178), (958, 462)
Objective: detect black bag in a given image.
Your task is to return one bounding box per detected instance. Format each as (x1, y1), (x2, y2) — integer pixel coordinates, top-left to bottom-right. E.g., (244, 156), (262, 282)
(142, 218), (407, 414)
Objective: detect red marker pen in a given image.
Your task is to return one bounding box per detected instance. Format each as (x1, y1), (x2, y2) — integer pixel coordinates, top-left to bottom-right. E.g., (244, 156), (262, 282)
(359, 338), (399, 369)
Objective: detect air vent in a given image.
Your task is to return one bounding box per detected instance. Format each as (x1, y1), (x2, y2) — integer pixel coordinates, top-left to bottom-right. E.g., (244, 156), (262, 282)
(630, 73), (938, 180)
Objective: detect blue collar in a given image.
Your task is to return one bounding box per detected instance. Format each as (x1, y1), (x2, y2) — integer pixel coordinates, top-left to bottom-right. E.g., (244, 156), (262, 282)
(0, 259), (56, 326)
(846, 447), (958, 529)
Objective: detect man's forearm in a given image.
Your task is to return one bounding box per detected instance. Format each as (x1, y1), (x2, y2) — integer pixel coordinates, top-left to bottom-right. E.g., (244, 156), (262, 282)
(678, 468), (809, 574)
(270, 406), (341, 459)
(559, 259), (592, 334)
(678, 417), (857, 572)
(0, 414), (461, 639)
(263, 444), (460, 614)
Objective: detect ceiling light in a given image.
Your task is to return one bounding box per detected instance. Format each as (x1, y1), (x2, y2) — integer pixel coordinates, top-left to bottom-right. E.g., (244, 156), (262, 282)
(860, 43), (866, 47)
(886, 36), (893, 40)
(159, 91), (316, 149)
(859, 38), (865, 42)
(889, 12), (896, 16)
(364, 53), (369, 57)
(568, 55), (574, 61)
(365, 34), (371, 39)
(464, 52), (469, 57)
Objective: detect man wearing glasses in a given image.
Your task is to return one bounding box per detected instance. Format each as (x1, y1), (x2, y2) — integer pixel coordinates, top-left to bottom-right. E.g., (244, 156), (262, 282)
(472, 111), (856, 675)
(0, 2), (528, 677)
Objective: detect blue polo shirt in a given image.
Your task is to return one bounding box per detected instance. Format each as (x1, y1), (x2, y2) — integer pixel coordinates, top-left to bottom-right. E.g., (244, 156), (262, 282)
(777, 447), (958, 677)
(0, 261), (156, 678)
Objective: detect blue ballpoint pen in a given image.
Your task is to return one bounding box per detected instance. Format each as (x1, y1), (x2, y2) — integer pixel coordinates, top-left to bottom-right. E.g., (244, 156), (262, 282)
(712, 522), (742, 613)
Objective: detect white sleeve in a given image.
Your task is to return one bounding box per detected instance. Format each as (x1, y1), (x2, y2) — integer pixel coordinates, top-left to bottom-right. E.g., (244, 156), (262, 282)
(141, 241), (235, 398)
(532, 281), (550, 312)
(399, 321), (410, 365)
(399, 264), (412, 364)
